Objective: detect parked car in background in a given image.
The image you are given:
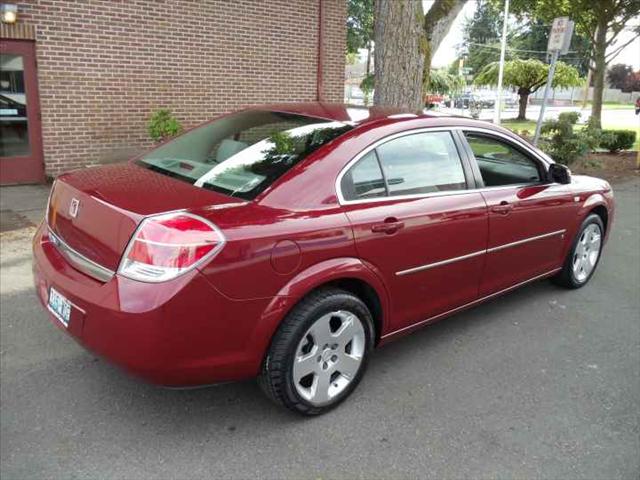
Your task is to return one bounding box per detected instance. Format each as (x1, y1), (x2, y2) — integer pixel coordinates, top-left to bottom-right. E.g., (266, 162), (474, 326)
(424, 93), (446, 109)
(33, 103), (615, 415)
(448, 93), (494, 109)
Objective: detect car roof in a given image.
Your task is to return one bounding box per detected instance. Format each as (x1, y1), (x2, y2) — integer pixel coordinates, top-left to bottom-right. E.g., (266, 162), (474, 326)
(249, 102), (510, 133)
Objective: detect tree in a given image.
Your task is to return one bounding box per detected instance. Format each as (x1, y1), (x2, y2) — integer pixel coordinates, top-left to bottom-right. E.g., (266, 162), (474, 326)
(607, 63), (634, 89)
(509, 19), (592, 76)
(507, 0), (640, 127)
(373, 0), (425, 109)
(460, 0), (503, 77)
(347, 0), (374, 76)
(429, 69), (465, 95)
(474, 59), (583, 119)
(374, 0), (466, 110)
(623, 71), (640, 92)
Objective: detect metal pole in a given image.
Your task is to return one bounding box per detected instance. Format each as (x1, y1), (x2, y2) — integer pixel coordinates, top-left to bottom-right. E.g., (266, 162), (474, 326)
(493, 0), (510, 125)
(533, 49), (559, 146)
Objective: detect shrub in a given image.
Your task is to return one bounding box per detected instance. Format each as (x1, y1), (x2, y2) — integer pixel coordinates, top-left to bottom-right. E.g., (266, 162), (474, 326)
(599, 129), (636, 152)
(539, 112), (596, 165)
(148, 109), (183, 142)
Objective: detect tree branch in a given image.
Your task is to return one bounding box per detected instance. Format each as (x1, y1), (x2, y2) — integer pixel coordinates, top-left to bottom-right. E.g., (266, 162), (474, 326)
(605, 33), (640, 63)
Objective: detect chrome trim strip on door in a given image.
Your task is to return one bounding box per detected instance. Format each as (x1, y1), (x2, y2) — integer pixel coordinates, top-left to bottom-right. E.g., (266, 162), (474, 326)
(396, 249), (486, 276)
(47, 228), (115, 282)
(395, 229), (566, 276)
(382, 267), (563, 340)
(486, 229), (566, 253)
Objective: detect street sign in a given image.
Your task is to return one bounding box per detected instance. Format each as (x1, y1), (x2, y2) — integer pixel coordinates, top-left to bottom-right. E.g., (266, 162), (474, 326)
(534, 17), (576, 145)
(548, 17), (574, 54)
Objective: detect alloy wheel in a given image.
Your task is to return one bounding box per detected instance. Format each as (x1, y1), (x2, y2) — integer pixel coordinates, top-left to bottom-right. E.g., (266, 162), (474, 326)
(292, 310), (366, 406)
(572, 223), (602, 283)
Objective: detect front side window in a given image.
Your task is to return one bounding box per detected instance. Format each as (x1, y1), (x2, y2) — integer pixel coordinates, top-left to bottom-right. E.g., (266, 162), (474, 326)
(465, 133), (542, 187)
(375, 131), (467, 196)
(137, 110), (352, 200)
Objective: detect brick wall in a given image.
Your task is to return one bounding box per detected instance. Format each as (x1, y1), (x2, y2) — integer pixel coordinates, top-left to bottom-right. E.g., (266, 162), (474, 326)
(10, 0), (346, 177)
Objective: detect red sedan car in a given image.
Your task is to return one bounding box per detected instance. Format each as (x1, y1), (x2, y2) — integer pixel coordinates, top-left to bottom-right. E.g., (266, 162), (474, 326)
(33, 103), (614, 415)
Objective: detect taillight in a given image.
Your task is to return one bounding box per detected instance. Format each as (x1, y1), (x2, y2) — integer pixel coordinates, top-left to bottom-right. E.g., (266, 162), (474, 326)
(118, 212), (225, 282)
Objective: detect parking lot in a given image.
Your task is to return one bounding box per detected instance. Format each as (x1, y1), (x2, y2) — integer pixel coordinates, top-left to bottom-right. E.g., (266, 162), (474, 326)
(1, 178), (639, 479)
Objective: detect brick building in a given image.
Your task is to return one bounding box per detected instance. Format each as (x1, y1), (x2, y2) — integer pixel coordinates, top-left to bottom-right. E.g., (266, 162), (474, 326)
(0, 0), (346, 184)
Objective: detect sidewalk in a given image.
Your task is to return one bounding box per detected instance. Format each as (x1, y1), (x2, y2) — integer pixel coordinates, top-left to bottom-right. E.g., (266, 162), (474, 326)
(0, 184), (50, 233)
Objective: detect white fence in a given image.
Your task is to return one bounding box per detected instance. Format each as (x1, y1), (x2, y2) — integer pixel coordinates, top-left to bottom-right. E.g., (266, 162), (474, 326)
(531, 86), (640, 104)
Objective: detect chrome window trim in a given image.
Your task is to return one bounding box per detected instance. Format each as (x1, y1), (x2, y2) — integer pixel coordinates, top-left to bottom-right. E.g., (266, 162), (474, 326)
(395, 229), (566, 276)
(382, 267), (563, 340)
(47, 228), (115, 282)
(335, 126), (553, 206)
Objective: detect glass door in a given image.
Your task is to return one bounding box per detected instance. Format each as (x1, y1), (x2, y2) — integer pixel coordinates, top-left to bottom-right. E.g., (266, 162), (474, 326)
(0, 40), (44, 184)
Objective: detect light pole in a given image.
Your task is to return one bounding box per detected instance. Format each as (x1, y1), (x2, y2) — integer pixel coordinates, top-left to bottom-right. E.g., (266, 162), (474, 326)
(493, 0), (510, 125)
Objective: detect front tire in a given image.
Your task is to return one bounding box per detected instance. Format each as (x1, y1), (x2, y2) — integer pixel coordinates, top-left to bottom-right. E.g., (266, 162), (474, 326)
(258, 288), (374, 415)
(553, 214), (604, 289)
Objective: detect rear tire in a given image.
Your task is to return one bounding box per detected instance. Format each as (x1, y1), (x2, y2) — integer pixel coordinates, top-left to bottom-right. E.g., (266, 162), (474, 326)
(553, 214), (604, 289)
(258, 288), (374, 415)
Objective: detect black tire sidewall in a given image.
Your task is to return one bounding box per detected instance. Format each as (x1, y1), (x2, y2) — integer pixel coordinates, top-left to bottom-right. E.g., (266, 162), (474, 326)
(280, 291), (374, 414)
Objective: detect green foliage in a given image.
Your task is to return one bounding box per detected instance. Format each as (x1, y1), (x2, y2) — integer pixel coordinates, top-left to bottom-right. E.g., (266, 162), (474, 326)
(507, 19), (592, 77)
(599, 129), (637, 152)
(538, 112), (598, 165)
(360, 73), (374, 105)
(347, 0), (374, 54)
(459, 0), (504, 76)
(428, 69), (465, 95)
(474, 59), (583, 92)
(148, 109), (183, 142)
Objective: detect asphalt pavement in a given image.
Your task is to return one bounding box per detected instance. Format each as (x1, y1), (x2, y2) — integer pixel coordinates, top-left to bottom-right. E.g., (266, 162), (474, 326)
(1, 178), (639, 479)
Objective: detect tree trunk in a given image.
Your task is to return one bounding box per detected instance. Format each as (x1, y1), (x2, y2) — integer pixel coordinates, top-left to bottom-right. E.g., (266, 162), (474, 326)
(591, 19), (608, 127)
(423, 0), (467, 92)
(365, 42), (372, 76)
(517, 89), (529, 120)
(425, 0), (466, 55)
(374, 0), (425, 110)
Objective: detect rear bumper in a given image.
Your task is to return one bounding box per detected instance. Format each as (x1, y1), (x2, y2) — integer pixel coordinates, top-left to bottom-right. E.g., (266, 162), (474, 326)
(32, 223), (276, 386)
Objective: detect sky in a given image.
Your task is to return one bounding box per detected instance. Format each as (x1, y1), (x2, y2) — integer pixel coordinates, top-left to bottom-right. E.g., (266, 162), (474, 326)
(427, 1), (640, 70)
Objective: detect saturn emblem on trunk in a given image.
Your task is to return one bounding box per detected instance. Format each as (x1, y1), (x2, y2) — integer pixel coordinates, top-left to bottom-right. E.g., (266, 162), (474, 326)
(69, 198), (80, 218)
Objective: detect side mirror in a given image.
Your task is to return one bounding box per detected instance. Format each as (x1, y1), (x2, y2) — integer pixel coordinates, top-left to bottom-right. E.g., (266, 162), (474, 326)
(548, 163), (571, 184)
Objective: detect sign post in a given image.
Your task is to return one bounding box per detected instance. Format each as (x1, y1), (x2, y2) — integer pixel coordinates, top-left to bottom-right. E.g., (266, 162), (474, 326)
(533, 17), (574, 146)
(493, 0), (510, 126)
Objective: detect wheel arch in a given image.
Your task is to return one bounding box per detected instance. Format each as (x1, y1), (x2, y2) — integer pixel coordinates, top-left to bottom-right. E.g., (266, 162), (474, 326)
(578, 193), (611, 237)
(251, 258), (391, 362)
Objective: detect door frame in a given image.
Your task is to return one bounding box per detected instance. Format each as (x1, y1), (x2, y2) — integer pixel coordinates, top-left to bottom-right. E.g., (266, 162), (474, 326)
(0, 39), (45, 185)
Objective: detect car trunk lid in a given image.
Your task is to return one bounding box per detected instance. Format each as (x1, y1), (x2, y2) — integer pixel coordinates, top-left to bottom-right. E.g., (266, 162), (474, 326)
(47, 163), (241, 273)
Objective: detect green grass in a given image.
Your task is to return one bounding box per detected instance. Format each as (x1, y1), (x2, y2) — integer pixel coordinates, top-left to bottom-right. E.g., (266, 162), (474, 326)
(500, 118), (640, 151)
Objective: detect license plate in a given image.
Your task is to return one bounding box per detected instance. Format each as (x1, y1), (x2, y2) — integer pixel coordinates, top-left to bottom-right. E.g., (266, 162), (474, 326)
(48, 287), (71, 327)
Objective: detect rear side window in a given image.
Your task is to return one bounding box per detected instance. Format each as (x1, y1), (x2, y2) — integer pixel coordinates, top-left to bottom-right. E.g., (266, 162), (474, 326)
(465, 133), (541, 186)
(376, 131), (466, 196)
(340, 151), (386, 200)
(340, 131), (467, 201)
(137, 110), (352, 200)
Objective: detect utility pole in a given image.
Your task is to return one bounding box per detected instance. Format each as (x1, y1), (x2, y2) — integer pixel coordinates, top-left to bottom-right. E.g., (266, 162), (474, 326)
(493, 0), (510, 125)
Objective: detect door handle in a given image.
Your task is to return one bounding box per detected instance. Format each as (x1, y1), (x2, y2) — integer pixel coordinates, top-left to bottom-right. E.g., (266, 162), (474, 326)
(491, 202), (513, 215)
(371, 218), (404, 234)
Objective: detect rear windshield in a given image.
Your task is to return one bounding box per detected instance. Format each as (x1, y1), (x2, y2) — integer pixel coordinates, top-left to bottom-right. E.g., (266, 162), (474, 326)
(137, 110), (352, 200)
